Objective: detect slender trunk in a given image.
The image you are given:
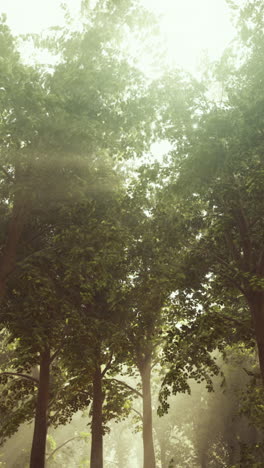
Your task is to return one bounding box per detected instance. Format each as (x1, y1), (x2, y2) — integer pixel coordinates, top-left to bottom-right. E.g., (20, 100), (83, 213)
(227, 425), (240, 465)
(159, 439), (167, 468)
(30, 347), (50, 468)
(90, 365), (103, 468)
(248, 425), (258, 445)
(229, 442), (240, 466)
(248, 291), (264, 382)
(139, 358), (156, 468)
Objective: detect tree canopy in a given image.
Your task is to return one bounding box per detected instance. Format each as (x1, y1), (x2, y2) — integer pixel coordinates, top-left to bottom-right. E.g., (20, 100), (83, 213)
(1, 1), (264, 467)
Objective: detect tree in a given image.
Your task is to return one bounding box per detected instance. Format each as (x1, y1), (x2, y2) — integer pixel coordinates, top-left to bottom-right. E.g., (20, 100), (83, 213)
(157, 0), (264, 388)
(57, 190), (140, 468)
(0, 1), (162, 465)
(0, 224), (89, 468)
(121, 170), (190, 468)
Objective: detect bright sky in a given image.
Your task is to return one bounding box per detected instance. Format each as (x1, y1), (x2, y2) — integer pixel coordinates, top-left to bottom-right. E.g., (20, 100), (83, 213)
(143, 0), (235, 71)
(1, 0), (235, 74)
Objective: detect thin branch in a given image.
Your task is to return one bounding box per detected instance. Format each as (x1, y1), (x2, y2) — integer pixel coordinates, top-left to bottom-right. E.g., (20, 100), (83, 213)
(214, 254), (238, 274)
(213, 256), (246, 294)
(242, 367), (261, 379)
(131, 407), (143, 421)
(50, 346), (63, 364)
(0, 372), (39, 385)
(49, 323), (72, 364)
(106, 378), (143, 398)
(220, 271), (247, 295)
(48, 391), (91, 417)
(24, 225), (53, 246)
(212, 312), (254, 335)
(151, 359), (159, 371)
(101, 351), (114, 378)
(46, 436), (83, 461)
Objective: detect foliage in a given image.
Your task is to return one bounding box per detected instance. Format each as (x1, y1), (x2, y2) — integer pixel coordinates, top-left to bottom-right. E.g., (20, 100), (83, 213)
(1, 0), (264, 466)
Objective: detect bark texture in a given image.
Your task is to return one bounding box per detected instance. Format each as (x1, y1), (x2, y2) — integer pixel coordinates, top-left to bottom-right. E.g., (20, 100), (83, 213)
(140, 358), (156, 468)
(30, 348), (50, 468)
(90, 365), (103, 468)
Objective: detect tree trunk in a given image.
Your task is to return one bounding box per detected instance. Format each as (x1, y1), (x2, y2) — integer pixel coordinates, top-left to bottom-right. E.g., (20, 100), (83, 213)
(227, 424), (240, 466)
(139, 358), (156, 468)
(30, 347), (50, 468)
(159, 439), (167, 468)
(229, 442), (240, 466)
(248, 291), (264, 382)
(90, 365), (103, 468)
(200, 457), (207, 468)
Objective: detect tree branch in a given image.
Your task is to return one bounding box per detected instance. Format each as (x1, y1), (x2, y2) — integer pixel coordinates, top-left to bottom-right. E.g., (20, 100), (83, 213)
(212, 312), (254, 335)
(0, 372), (39, 385)
(106, 378), (142, 398)
(101, 351), (114, 378)
(213, 256), (246, 294)
(50, 347), (63, 364)
(131, 407), (143, 421)
(242, 367), (261, 379)
(46, 436), (83, 461)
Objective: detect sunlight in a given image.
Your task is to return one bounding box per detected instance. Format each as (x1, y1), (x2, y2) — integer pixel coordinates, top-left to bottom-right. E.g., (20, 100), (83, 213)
(1, 0), (235, 74)
(141, 0), (235, 72)
(1, 0), (263, 466)
(0, 0), (235, 163)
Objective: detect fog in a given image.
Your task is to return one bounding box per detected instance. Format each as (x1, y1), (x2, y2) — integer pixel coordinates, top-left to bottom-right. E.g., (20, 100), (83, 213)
(1, 352), (260, 468)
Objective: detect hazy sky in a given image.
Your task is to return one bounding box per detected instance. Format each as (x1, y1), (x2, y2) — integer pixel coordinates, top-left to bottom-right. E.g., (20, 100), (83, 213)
(1, 0), (235, 74)
(143, 0), (235, 71)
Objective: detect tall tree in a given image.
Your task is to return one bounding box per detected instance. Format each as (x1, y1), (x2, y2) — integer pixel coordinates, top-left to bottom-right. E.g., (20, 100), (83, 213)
(0, 223), (86, 468)
(122, 171), (189, 468)
(0, 2), (161, 464)
(158, 0), (264, 384)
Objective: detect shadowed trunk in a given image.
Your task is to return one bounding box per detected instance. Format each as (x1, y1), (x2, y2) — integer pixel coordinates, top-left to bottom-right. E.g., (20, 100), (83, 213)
(30, 347), (50, 468)
(226, 422), (240, 466)
(248, 291), (264, 382)
(90, 365), (103, 468)
(229, 442), (240, 466)
(139, 357), (156, 468)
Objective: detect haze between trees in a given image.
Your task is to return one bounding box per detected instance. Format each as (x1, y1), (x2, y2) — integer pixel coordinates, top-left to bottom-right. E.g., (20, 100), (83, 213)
(0, 0), (264, 467)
